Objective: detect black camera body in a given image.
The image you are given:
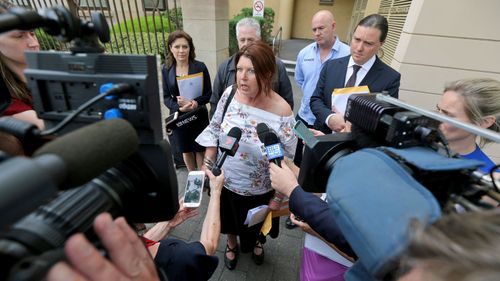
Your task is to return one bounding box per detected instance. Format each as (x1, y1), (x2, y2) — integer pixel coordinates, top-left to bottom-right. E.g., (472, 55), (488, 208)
(0, 6), (178, 281)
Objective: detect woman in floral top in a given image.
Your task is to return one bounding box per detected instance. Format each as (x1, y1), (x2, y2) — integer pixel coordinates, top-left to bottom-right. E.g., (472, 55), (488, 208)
(196, 41), (297, 270)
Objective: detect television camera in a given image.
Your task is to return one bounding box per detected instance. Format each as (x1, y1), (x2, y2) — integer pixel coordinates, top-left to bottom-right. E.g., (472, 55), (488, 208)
(297, 93), (500, 281)
(0, 5), (178, 281)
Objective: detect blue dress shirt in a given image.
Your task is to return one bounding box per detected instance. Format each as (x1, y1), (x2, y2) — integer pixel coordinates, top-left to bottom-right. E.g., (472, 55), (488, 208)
(295, 38), (350, 125)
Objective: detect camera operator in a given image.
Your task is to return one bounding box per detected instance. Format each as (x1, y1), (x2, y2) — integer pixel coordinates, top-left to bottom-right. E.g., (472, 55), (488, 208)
(398, 210), (500, 281)
(48, 169), (225, 281)
(0, 0), (44, 130)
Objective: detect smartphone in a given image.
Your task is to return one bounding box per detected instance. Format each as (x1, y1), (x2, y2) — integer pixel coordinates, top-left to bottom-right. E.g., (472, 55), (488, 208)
(293, 120), (318, 147)
(183, 171), (205, 208)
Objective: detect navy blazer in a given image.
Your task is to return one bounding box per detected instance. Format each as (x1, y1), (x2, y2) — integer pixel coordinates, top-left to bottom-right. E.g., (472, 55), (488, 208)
(289, 186), (356, 258)
(162, 60), (212, 113)
(310, 55), (400, 133)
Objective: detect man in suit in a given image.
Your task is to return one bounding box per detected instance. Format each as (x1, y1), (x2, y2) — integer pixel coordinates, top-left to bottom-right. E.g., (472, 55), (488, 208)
(310, 14), (400, 134)
(210, 17), (293, 118)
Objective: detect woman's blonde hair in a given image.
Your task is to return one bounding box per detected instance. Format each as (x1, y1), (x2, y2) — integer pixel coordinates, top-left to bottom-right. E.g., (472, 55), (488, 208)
(444, 78), (500, 147)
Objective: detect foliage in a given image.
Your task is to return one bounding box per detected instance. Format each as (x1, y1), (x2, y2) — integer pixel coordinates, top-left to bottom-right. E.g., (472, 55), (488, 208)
(106, 32), (167, 63)
(107, 7), (183, 64)
(112, 14), (171, 34)
(35, 29), (67, 51)
(164, 7), (183, 31)
(228, 7), (275, 55)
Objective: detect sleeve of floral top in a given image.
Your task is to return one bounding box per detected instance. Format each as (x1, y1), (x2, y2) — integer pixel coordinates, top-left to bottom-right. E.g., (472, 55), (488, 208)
(278, 116), (297, 159)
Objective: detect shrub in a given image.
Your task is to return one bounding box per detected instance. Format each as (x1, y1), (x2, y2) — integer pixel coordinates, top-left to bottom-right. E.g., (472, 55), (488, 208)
(35, 29), (67, 51)
(106, 32), (167, 63)
(228, 7), (275, 55)
(112, 14), (171, 35)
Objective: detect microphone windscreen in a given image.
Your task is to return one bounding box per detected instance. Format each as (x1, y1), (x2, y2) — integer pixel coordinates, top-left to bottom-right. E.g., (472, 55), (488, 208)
(34, 119), (139, 188)
(256, 123), (269, 143)
(227, 126), (242, 141)
(263, 131), (280, 146)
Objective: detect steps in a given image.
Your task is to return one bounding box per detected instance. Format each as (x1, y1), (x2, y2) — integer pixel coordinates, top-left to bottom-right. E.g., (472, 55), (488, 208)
(281, 58), (296, 76)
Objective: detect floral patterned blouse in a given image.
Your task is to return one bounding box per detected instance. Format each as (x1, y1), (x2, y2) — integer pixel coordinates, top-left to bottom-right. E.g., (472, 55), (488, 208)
(196, 85), (297, 196)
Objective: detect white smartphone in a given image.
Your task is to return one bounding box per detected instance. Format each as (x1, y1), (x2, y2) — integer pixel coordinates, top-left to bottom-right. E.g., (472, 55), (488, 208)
(183, 171), (205, 208)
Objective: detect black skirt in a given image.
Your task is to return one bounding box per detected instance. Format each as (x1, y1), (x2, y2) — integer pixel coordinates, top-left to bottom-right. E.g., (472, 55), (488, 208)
(220, 187), (280, 253)
(171, 106), (209, 153)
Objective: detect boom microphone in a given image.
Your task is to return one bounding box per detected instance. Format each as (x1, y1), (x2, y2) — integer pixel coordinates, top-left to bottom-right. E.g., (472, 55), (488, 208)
(0, 119), (138, 227)
(212, 127), (242, 176)
(34, 118), (139, 188)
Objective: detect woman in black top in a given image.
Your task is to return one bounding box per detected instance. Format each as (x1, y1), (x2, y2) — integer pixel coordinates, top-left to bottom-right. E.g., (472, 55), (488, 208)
(162, 31), (212, 171)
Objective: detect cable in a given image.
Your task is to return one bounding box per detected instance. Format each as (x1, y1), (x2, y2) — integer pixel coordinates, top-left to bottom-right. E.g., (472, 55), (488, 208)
(490, 164), (500, 192)
(39, 83), (133, 136)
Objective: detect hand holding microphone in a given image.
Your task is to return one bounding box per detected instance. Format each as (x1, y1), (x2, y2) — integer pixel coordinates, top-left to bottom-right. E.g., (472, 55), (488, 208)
(257, 123), (287, 211)
(212, 127), (242, 176)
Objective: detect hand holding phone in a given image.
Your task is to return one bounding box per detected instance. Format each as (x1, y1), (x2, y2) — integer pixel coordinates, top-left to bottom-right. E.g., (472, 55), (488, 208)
(293, 120), (318, 147)
(183, 171), (205, 208)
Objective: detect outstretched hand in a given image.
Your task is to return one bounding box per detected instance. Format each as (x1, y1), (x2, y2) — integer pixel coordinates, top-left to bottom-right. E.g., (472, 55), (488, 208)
(169, 198), (199, 228)
(47, 213), (160, 281)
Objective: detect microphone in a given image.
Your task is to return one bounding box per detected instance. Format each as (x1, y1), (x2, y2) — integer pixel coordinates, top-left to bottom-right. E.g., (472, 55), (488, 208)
(259, 129), (287, 210)
(0, 119), (138, 226)
(212, 127), (242, 176)
(256, 122), (270, 142)
(34, 118), (139, 188)
(263, 131), (285, 167)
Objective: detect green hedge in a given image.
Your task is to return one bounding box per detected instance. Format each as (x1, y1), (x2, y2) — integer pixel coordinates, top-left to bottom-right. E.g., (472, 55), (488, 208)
(35, 29), (67, 51)
(107, 32), (167, 63)
(228, 7), (275, 55)
(112, 15), (171, 35)
(108, 8), (183, 64)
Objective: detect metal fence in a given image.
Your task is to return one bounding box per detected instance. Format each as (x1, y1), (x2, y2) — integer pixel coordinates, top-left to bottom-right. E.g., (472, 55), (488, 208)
(10, 0), (181, 62)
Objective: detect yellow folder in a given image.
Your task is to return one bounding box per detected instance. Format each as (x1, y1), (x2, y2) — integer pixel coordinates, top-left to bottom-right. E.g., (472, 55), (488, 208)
(331, 85), (370, 115)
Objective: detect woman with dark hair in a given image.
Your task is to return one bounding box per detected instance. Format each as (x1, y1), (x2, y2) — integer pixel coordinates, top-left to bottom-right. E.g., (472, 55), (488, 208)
(0, 0), (43, 129)
(162, 30), (212, 171)
(196, 40), (297, 270)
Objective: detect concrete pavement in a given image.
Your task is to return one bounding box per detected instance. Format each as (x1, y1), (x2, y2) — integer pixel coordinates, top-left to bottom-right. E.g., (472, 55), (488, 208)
(168, 39), (313, 281)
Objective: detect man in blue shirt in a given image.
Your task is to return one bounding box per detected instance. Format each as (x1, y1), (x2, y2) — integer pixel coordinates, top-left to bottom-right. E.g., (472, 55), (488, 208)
(294, 10), (350, 166)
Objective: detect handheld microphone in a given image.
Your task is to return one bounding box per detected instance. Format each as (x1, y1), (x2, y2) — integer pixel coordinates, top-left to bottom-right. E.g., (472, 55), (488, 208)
(260, 129), (287, 210)
(256, 123), (270, 142)
(263, 131), (285, 167)
(212, 127), (242, 176)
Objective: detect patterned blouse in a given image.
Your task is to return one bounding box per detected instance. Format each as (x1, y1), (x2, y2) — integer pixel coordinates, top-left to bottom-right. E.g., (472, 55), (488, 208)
(196, 85), (297, 196)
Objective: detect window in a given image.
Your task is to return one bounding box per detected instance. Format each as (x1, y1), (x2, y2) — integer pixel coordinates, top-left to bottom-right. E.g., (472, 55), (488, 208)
(79, 0), (109, 9)
(144, 0), (166, 10)
(319, 0), (334, 5)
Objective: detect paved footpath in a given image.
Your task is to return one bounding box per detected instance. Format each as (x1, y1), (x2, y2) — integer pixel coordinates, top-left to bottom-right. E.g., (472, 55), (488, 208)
(169, 167), (305, 281)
